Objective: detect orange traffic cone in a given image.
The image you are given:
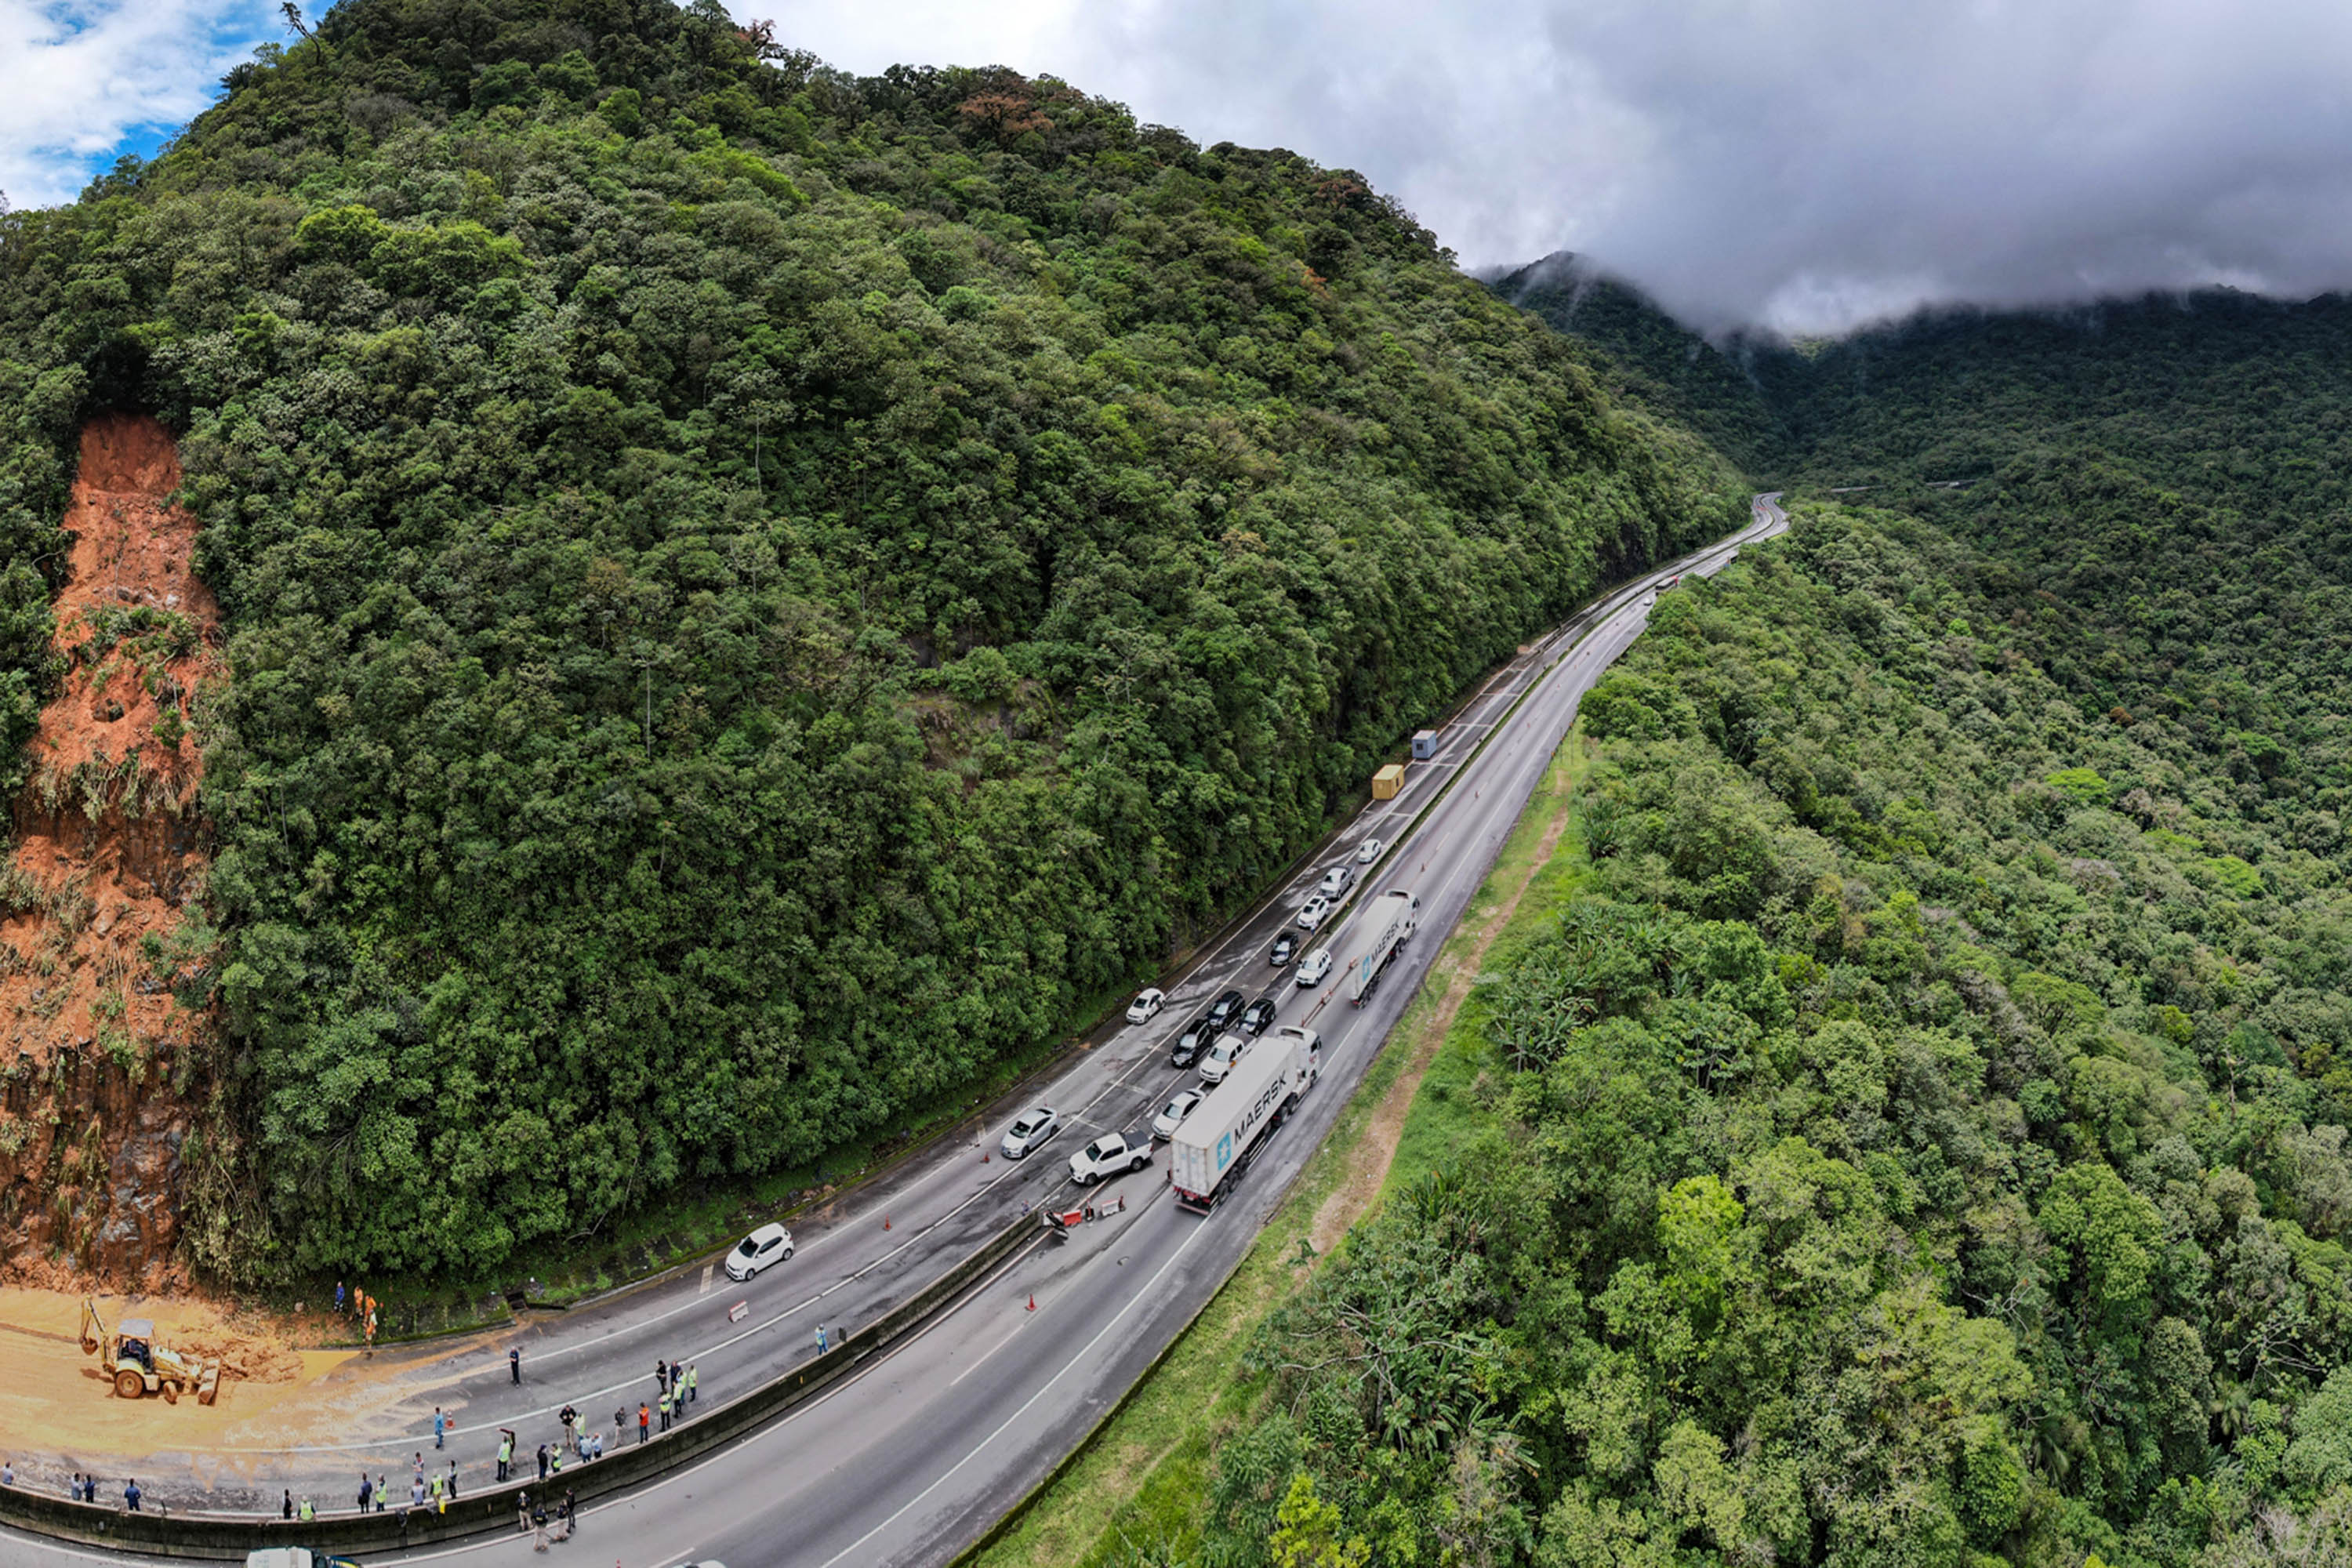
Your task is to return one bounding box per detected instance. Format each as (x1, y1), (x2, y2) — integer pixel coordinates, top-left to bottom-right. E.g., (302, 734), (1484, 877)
(884, 1214), (891, 1231)
(1026, 1294), (1036, 1312)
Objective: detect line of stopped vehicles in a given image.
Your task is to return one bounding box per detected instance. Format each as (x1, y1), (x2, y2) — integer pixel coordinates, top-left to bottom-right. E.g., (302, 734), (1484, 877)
(713, 853), (1418, 1287)
(1006, 848), (1418, 1215)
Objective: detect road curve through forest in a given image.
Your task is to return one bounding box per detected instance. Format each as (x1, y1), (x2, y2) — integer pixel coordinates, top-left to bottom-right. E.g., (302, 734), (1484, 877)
(0, 495), (1786, 1568)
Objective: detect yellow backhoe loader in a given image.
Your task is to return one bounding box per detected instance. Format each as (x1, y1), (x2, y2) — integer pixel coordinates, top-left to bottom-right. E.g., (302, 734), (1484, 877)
(80, 1298), (220, 1405)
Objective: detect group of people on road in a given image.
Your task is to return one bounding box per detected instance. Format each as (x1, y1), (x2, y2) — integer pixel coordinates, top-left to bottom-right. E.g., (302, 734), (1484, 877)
(38, 1470), (136, 1511)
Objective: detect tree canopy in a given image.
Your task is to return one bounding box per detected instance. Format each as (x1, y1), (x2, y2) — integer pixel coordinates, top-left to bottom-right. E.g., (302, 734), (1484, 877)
(0, 0), (1741, 1278)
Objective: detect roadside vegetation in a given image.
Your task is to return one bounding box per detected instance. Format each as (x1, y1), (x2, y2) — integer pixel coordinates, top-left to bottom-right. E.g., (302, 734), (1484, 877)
(974, 711), (1595, 1568)
(0, 0), (1741, 1283)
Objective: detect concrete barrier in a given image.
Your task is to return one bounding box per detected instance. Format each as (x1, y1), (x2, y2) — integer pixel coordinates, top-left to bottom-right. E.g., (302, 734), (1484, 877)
(0, 1211), (1041, 1561)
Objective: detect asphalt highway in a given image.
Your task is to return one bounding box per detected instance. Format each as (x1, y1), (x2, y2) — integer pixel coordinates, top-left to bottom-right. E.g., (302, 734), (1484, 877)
(0, 495), (1785, 1568)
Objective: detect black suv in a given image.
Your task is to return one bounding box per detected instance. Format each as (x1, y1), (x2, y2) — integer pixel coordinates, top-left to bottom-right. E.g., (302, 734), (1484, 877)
(1170, 1016), (1215, 1068)
(1269, 931), (1298, 967)
(1204, 989), (1246, 1032)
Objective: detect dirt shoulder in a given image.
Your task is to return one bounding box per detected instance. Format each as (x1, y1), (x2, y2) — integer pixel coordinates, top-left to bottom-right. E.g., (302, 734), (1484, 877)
(972, 730), (1592, 1568)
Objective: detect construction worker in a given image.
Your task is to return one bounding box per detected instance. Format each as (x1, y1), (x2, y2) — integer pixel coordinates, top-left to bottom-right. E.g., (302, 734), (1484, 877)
(434, 1406), (446, 1449)
(686, 1362), (698, 1404)
(637, 1403), (649, 1444)
(376, 1474), (389, 1512)
(496, 1429), (514, 1483)
(657, 1388), (672, 1432)
(299, 1497), (315, 1523)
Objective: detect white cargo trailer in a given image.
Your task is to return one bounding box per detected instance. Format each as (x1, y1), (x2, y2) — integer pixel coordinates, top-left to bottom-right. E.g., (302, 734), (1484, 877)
(1169, 1025), (1320, 1213)
(1345, 890), (1418, 1005)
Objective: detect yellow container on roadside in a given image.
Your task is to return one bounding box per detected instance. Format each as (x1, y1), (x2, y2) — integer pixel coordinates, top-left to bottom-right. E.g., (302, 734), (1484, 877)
(1372, 764), (1405, 800)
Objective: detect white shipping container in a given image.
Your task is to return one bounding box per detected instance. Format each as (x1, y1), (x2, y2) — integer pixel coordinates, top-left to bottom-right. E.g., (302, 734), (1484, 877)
(1345, 891), (1418, 1005)
(1170, 1025), (1320, 1211)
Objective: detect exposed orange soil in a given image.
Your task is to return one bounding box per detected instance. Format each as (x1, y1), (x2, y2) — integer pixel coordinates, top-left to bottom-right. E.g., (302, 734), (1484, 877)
(0, 412), (221, 1286)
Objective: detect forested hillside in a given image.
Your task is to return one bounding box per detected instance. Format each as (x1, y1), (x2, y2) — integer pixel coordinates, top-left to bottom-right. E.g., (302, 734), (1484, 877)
(1490, 253), (1790, 475)
(0, 0), (1744, 1278)
(1163, 504), (2352, 1568)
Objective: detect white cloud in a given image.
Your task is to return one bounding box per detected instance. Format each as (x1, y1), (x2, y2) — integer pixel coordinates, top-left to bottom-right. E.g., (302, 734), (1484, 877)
(0, 0), (278, 210)
(760, 0), (2352, 333)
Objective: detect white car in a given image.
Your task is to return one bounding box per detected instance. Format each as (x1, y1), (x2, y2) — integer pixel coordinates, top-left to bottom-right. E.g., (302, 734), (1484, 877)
(1297, 895), (1332, 929)
(724, 1222), (794, 1282)
(1295, 947), (1334, 988)
(1356, 837), (1385, 864)
(1125, 988), (1166, 1025)
(1152, 1089), (1203, 1140)
(1316, 865), (1354, 898)
(1199, 1031), (1250, 1085)
(1069, 1132), (1152, 1184)
(1001, 1106), (1062, 1159)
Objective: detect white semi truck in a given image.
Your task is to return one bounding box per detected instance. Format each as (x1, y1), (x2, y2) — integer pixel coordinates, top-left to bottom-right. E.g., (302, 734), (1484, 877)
(1169, 1025), (1320, 1213)
(1345, 890), (1419, 1005)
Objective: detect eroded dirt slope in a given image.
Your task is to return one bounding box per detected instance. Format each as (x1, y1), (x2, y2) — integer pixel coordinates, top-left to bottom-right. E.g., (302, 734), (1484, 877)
(0, 412), (221, 1287)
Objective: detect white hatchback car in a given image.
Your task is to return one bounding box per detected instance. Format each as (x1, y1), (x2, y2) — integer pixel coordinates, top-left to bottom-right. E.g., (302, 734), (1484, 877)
(724, 1223), (793, 1282)
(1295, 947), (1334, 988)
(1297, 895), (1332, 929)
(1356, 837), (1385, 864)
(1001, 1106), (1062, 1159)
(1125, 988), (1166, 1025)
(1151, 1089), (1203, 1140)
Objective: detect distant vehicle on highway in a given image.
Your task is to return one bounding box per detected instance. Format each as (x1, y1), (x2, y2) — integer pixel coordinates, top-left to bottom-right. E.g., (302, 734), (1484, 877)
(1356, 837), (1385, 864)
(1199, 1032), (1251, 1086)
(1204, 989), (1246, 1031)
(724, 1222), (794, 1282)
(1295, 947), (1333, 988)
(1000, 1106), (1062, 1160)
(1171, 1015), (1215, 1068)
(1268, 931), (1298, 967)
(1296, 895), (1332, 929)
(1125, 988), (1165, 1025)
(1238, 996), (1278, 1035)
(246, 1550), (363, 1568)
(1316, 864), (1355, 898)
(1152, 1088), (1203, 1141)
(1069, 1132), (1152, 1184)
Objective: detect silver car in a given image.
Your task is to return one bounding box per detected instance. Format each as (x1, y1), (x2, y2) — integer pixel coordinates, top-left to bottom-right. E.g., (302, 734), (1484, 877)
(1000, 1106), (1061, 1159)
(1152, 1089), (1203, 1140)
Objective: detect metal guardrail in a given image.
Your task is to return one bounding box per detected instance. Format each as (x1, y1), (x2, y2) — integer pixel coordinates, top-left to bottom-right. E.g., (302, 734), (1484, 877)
(0, 1213), (1043, 1560)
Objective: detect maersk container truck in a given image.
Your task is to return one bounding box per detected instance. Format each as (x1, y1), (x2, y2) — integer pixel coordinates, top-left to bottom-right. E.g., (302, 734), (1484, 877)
(1345, 890), (1419, 1005)
(1170, 1025), (1321, 1213)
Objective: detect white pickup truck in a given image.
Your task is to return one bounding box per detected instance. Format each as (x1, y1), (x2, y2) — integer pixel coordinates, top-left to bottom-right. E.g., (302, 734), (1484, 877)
(1069, 1131), (1152, 1185)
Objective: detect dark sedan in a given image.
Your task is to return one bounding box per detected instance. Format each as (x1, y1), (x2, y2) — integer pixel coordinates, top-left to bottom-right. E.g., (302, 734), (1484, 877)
(1269, 931), (1299, 967)
(1170, 1015), (1215, 1068)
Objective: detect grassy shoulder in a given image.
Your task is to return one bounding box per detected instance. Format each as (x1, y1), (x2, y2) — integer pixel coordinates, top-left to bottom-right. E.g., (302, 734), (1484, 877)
(968, 728), (1596, 1567)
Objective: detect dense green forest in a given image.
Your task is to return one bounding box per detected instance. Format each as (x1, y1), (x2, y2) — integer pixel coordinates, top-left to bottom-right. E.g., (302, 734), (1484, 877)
(1170, 504), (2352, 1568)
(1490, 253), (1791, 476)
(1121, 274), (2352, 1565)
(0, 0), (1744, 1277)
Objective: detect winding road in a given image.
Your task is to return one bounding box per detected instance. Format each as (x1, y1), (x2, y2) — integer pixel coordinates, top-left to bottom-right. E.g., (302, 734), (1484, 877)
(0, 495), (1786, 1568)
